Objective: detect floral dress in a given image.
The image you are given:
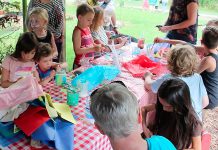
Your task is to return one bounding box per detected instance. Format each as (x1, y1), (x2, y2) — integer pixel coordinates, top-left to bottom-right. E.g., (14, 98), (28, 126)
(165, 0), (198, 44)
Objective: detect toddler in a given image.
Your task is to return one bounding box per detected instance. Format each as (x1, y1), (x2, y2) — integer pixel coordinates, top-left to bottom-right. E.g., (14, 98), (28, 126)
(34, 43), (67, 85)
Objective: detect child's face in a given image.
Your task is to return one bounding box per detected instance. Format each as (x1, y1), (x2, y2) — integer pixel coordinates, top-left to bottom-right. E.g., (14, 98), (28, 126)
(159, 98), (174, 112)
(29, 14), (47, 31)
(21, 49), (36, 62)
(78, 12), (94, 28)
(38, 55), (53, 70)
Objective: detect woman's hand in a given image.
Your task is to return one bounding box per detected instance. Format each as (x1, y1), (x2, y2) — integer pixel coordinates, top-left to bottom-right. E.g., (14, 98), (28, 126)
(159, 26), (173, 33)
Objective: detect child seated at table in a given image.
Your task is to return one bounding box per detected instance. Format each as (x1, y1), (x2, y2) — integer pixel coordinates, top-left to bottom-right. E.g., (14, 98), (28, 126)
(34, 42), (67, 85)
(72, 3), (104, 69)
(144, 44), (209, 121)
(27, 7), (58, 59)
(1, 32), (39, 88)
(198, 26), (218, 109)
(142, 78), (202, 149)
(90, 6), (128, 50)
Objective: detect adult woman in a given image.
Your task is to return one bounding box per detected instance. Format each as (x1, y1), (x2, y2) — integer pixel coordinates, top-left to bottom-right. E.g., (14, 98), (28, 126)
(27, 0), (64, 62)
(159, 0), (198, 44)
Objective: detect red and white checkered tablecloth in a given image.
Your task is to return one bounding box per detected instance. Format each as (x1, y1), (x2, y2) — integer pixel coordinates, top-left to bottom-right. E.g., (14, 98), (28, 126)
(6, 79), (112, 150)
(6, 43), (160, 150)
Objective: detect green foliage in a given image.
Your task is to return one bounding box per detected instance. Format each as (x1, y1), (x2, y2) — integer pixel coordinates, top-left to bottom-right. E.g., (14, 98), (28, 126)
(199, 0), (218, 9)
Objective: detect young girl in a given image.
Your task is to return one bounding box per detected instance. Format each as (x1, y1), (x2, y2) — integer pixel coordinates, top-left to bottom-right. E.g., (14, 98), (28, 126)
(90, 6), (128, 49)
(35, 42), (67, 85)
(73, 3), (103, 69)
(142, 78), (202, 149)
(27, 7), (58, 59)
(1, 32), (39, 88)
(144, 44), (209, 120)
(198, 26), (218, 109)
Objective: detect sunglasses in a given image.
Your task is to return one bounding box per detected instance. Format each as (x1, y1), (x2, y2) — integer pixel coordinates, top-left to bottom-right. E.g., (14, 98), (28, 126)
(90, 80), (126, 97)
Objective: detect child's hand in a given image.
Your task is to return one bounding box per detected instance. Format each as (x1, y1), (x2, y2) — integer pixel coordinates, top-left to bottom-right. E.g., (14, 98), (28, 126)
(50, 70), (56, 78)
(159, 26), (172, 33)
(154, 37), (165, 43)
(121, 37), (128, 46)
(60, 62), (68, 69)
(94, 44), (102, 52)
(144, 72), (153, 79)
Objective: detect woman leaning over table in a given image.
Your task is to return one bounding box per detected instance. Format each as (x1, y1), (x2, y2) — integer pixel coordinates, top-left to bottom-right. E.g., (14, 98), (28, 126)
(159, 0), (199, 44)
(27, 0), (64, 62)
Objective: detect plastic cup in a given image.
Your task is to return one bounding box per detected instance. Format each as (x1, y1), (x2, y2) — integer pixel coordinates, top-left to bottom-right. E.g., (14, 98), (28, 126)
(67, 90), (79, 106)
(77, 79), (89, 97)
(55, 73), (67, 86)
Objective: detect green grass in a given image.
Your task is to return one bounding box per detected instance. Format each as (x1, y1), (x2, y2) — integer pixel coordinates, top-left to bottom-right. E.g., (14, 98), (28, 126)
(66, 4), (211, 71)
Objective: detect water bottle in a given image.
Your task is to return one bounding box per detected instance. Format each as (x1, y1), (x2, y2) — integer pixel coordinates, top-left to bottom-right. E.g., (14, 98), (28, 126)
(111, 40), (121, 70)
(55, 69), (67, 86)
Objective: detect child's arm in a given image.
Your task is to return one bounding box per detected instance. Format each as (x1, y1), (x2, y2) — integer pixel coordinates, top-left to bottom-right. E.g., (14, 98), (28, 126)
(51, 33), (58, 58)
(73, 29), (102, 55)
(114, 37), (128, 49)
(1, 68), (17, 88)
(141, 104), (156, 138)
(144, 72), (155, 91)
(197, 56), (215, 73)
(202, 95), (209, 108)
(183, 136), (201, 150)
(38, 70), (56, 86)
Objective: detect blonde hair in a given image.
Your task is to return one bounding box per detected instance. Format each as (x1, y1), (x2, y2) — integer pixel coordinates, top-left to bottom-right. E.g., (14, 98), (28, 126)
(90, 6), (104, 32)
(27, 7), (49, 30)
(167, 44), (199, 77)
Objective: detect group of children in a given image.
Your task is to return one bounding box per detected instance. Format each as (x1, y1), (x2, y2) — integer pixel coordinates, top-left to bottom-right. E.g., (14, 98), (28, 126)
(142, 20), (218, 149)
(0, 1), (218, 149)
(1, 7), (67, 88)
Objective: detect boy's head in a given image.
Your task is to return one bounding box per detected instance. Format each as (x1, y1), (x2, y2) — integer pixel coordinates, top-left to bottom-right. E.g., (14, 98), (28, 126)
(90, 82), (139, 140)
(35, 43), (53, 70)
(167, 44), (199, 77)
(28, 7), (48, 31)
(90, 6), (104, 31)
(206, 19), (218, 27)
(76, 3), (95, 27)
(202, 26), (218, 50)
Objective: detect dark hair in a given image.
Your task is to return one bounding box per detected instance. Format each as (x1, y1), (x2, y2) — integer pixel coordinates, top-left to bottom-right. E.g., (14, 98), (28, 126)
(202, 26), (218, 49)
(76, 3), (94, 18)
(34, 42), (52, 61)
(12, 32), (38, 59)
(152, 78), (201, 149)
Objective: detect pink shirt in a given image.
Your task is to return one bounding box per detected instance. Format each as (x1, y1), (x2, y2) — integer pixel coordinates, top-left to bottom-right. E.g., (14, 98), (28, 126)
(2, 56), (36, 82)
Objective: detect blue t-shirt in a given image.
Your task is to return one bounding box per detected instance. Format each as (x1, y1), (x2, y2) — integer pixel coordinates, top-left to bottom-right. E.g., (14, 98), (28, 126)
(146, 135), (176, 150)
(36, 65), (53, 79)
(151, 73), (207, 121)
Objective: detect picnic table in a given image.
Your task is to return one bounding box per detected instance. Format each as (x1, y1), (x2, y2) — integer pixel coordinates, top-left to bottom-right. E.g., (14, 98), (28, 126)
(5, 42), (168, 150)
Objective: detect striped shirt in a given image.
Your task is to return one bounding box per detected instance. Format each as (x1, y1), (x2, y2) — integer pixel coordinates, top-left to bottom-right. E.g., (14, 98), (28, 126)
(28, 0), (64, 38)
(91, 26), (108, 45)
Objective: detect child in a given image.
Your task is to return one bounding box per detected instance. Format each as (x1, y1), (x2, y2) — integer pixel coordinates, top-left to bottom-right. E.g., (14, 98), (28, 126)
(34, 42), (67, 85)
(1, 32), (39, 88)
(72, 3), (103, 69)
(142, 78), (202, 149)
(27, 7), (58, 59)
(198, 26), (218, 109)
(90, 6), (128, 50)
(144, 44), (209, 120)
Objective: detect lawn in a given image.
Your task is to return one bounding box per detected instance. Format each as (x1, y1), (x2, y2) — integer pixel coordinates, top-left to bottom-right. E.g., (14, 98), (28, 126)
(66, 1), (214, 71)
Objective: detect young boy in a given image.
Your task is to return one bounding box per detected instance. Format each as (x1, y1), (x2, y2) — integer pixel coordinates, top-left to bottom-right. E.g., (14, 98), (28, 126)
(73, 3), (104, 69)
(35, 43), (67, 85)
(198, 26), (218, 109)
